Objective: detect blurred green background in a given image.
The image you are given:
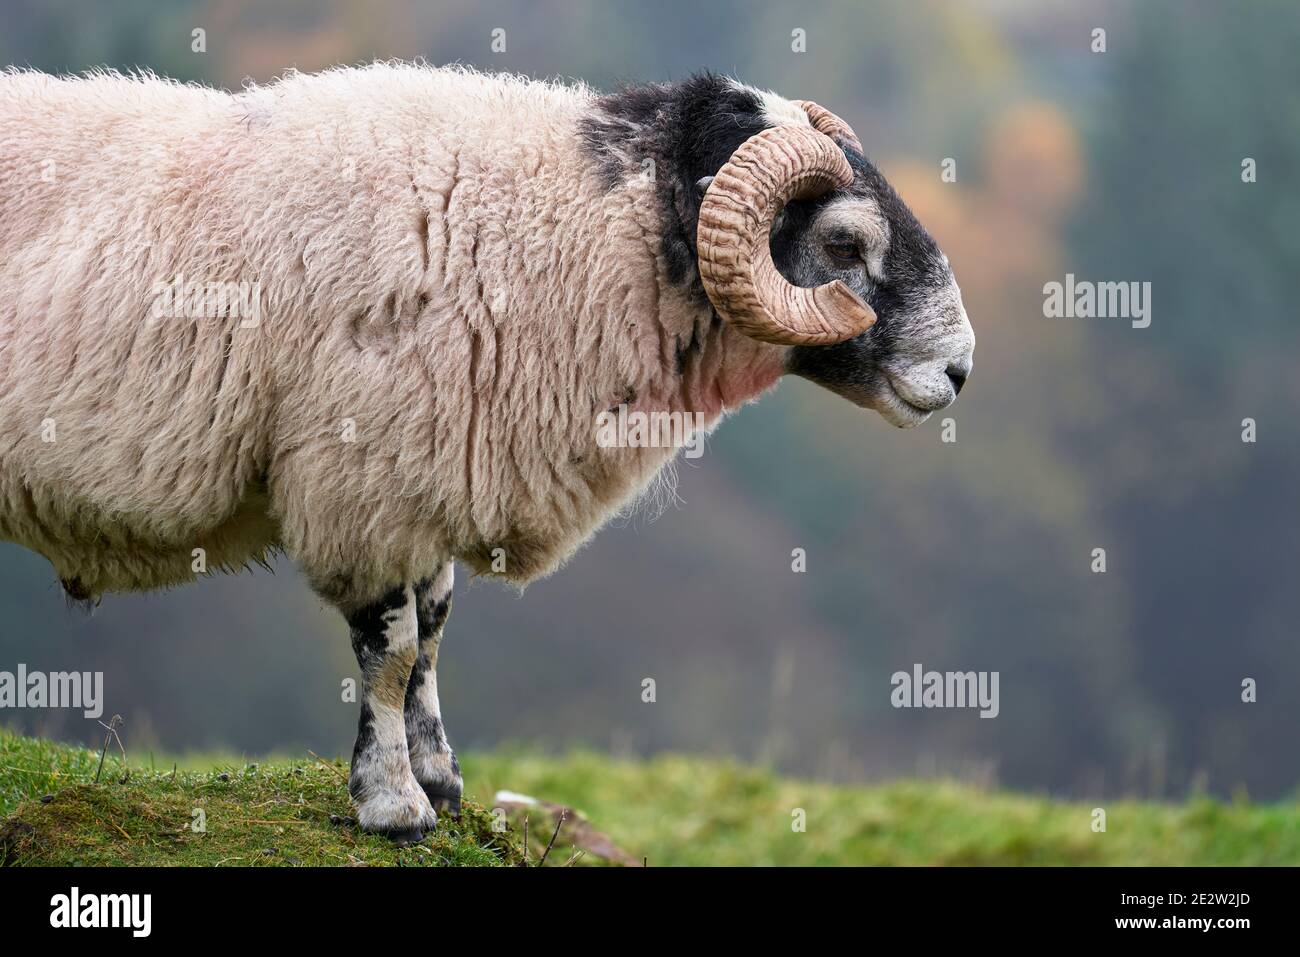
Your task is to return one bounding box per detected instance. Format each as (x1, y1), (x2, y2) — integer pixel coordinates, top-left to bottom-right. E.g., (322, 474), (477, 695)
(1, 0), (1296, 803)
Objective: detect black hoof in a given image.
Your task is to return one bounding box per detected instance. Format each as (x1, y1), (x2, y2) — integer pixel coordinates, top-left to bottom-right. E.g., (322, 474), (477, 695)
(423, 786), (462, 819)
(382, 826), (425, 847)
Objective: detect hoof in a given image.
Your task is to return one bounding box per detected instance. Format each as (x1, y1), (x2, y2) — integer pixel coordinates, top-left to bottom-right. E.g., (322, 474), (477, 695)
(423, 786), (462, 819)
(382, 826), (425, 847)
(351, 776), (438, 837)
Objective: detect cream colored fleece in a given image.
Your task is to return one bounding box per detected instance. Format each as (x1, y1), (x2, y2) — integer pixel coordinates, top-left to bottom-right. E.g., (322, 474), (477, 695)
(0, 64), (787, 605)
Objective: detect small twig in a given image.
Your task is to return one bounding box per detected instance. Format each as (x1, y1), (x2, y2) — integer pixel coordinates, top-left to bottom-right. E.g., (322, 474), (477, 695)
(307, 750), (348, 782)
(0, 765), (58, 777)
(537, 809), (567, 868)
(234, 819), (311, 826)
(94, 723), (111, 783)
(94, 715), (126, 784)
(522, 814), (529, 866)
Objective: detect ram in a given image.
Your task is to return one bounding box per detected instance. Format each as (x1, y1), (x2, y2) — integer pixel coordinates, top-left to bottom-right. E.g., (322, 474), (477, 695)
(0, 64), (974, 842)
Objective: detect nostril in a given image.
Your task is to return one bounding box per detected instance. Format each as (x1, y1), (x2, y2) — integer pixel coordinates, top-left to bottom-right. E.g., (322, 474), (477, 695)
(947, 367), (968, 395)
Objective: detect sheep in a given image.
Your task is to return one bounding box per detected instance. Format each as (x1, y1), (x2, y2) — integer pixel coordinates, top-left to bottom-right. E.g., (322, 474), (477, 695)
(0, 63), (974, 842)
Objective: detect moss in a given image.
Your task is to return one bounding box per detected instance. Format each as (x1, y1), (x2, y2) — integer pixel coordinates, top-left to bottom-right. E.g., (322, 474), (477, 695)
(0, 733), (521, 867)
(4, 730), (1300, 866)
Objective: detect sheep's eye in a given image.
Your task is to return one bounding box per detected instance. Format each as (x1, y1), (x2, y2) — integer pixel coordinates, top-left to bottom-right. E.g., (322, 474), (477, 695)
(824, 241), (861, 265)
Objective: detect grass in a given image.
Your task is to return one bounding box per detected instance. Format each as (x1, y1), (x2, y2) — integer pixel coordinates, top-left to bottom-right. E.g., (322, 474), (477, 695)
(468, 750), (1300, 866)
(3, 729), (1299, 865)
(0, 731), (520, 866)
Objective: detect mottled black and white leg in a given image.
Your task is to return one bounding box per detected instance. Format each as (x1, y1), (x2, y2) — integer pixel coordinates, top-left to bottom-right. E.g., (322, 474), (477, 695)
(341, 583), (438, 845)
(405, 563), (463, 817)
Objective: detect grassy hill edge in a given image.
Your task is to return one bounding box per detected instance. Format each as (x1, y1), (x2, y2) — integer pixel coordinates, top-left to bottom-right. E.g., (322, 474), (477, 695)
(3, 730), (1299, 865)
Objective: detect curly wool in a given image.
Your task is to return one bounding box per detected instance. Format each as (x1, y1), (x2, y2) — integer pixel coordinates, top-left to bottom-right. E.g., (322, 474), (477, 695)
(0, 63), (787, 605)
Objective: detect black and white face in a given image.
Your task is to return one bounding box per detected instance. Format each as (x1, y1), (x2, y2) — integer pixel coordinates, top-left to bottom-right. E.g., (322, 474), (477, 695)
(581, 73), (974, 426)
(774, 155), (975, 427)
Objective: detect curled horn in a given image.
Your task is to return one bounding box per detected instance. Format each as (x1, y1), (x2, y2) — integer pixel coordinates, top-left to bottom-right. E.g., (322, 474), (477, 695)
(696, 123), (876, 346)
(792, 99), (863, 153)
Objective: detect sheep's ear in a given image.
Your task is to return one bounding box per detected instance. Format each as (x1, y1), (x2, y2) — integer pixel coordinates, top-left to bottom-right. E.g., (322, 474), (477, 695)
(666, 175), (721, 274)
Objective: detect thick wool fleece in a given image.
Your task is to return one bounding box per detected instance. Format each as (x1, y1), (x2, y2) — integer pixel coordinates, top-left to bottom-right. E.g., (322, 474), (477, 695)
(0, 64), (787, 605)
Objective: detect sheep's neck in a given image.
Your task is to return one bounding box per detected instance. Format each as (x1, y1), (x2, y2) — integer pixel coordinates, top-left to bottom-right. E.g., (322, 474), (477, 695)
(644, 298), (787, 431)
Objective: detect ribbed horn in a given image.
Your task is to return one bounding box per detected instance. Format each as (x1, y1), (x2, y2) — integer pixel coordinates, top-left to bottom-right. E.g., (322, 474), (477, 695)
(696, 124), (876, 346)
(792, 99), (862, 153)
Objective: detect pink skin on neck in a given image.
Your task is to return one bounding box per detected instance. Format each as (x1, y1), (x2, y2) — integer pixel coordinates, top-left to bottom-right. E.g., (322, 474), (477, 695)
(713, 358), (786, 417)
(654, 337), (788, 428)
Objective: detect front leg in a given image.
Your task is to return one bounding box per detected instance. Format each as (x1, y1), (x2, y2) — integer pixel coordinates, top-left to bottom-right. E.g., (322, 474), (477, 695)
(341, 582), (437, 844)
(405, 563), (463, 816)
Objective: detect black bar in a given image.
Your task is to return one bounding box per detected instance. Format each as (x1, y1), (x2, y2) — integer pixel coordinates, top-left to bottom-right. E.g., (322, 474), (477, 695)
(0, 865), (1286, 941)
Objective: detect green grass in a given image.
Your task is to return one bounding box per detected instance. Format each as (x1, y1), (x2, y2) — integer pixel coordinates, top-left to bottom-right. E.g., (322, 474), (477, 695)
(3, 730), (1299, 865)
(0, 731), (520, 866)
